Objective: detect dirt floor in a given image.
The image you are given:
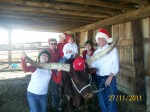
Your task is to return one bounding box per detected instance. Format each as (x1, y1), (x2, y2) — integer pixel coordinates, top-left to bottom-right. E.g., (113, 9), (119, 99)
(0, 71), (147, 112)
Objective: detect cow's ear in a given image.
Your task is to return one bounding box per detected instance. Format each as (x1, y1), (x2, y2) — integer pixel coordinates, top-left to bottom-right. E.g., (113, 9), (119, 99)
(85, 63), (96, 74)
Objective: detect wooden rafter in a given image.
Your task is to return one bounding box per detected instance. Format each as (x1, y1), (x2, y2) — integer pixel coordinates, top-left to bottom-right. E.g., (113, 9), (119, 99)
(0, 0), (122, 15)
(66, 5), (150, 33)
(0, 5), (109, 18)
(0, 13), (96, 23)
(54, 0), (135, 10)
(0, 10), (99, 21)
(120, 0), (149, 5)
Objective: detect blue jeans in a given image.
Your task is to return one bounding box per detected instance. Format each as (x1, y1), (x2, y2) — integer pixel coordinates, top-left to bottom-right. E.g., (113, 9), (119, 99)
(27, 92), (48, 112)
(59, 55), (74, 63)
(49, 80), (60, 111)
(95, 75), (118, 112)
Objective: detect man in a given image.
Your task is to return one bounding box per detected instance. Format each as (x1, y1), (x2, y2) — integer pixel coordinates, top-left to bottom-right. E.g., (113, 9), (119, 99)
(47, 38), (61, 112)
(91, 28), (119, 112)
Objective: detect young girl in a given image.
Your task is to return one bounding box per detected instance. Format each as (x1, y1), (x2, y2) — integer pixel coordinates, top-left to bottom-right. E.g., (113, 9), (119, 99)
(82, 40), (95, 60)
(21, 49), (62, 112)
(62, 35), (78, 63)
(57, 33), (67, 58)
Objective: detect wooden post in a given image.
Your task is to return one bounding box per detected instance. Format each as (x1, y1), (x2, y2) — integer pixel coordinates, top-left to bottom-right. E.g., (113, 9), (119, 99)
(8, 30), (12, 65)
(87, 30), (93, 41)
(75, 32), (80, 54)
(147, 78), (150, 112)
(132, 20), (145, 103)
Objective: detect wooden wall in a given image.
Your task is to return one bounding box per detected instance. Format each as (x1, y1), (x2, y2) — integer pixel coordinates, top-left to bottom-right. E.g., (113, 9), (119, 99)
(142, 18), (150, 112)
(111, 22), (137, 94)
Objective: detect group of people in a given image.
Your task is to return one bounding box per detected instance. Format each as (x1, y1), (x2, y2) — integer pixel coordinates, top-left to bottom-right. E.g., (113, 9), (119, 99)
(21, 28), (119, 112)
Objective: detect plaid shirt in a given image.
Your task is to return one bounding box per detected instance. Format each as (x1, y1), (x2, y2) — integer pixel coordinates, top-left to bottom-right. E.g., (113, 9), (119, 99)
(47, 48), (60, 63)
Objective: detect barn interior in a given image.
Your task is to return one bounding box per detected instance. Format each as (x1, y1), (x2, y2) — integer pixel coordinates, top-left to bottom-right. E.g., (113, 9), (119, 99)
(0, 0), (150, 112)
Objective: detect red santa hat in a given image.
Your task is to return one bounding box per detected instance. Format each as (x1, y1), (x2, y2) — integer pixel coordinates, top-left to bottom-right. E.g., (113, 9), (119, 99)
(95, 28), (113, 43)
(73, 56), (85, 71)
(59, 33), (66, 39)
(65, 35), (73, 43)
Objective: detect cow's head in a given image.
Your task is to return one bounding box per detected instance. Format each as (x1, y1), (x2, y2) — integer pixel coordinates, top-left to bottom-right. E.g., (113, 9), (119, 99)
(67, 57), (94, 99)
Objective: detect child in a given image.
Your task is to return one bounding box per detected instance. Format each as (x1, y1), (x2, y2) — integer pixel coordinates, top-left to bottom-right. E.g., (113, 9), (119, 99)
(57, 33), (66, 61)
(21, 49), (62, 112)
(82, 40), (95, 60)
(62, 35), (78, 63)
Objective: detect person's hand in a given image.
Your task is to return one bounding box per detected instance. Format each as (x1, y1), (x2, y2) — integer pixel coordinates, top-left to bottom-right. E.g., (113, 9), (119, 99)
(66, 50), (72, 53)
(105, 73), (114, 87)
(58, 69), (61, 71)
(21, 52), (27, 59)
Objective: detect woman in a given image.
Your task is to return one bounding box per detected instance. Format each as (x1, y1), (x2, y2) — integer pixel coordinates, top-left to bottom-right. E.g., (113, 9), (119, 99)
(21, 49), (62, 112)
(82, 40), (95, 60)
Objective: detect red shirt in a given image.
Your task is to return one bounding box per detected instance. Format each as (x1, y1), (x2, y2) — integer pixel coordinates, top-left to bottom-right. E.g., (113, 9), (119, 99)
(21, 58), (62, 84)
(82, 48), (95, 60)
(46, 48), (60, 63)
(57, 42), (66, 58)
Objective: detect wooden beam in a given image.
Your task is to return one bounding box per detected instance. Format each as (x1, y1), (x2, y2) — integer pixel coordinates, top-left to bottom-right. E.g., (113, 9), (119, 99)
(0, 10), (99, 21)
(8, 30), (12, 65)
(0, 14), (94, 24)
(0, 5), (109, 18)
(0, 0), (121, 15)
(0, 22), (79, 32)
(120, 0), (149, 5)
(87, 30), (93, 41)
(132, 19), (145, 102)
(54, 0), (135, 10)
(0, 16), (91, 27)
(66, 5), (150, 33)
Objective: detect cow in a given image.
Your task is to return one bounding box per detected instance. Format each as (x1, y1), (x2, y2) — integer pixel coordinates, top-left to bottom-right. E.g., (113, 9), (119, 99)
(60, 59), (95, 111)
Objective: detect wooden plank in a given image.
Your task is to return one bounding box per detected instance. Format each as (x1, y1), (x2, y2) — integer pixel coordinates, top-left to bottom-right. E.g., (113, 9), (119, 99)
(80, 31), (88, 47)
(120, 0), (149, 5)
(0, 13), (95, 23)
(132, 20), (145, 100)
(144, 38), (150, 44)
(147, 78), (150, 112)
(0, 0), (121, 15)
(142, 18), (150, 38)
(55, 0), (135, 10)
(120, 64), (135, 78)
(0, 69), (23, 72)
(8, 30), (12, 65)
(117, 74), (136, 94)
(0, 10), (99, 21)
(145, 70), (150, 77)
(118, 39), (133, 46)
(117, 84), (134, 95)
(66, 5), (150, 33)
(124, 22), (132, 39)
(119, 68), (135, 78)
(87, 30), (93, 41)
(0, 5), (109, 18)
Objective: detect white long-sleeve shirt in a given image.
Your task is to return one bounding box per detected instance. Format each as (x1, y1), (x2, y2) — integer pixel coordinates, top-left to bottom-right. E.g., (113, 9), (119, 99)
(91, 44), (119, 76)
(63, 43), (78, 59)
(28, 68), (51, 95)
